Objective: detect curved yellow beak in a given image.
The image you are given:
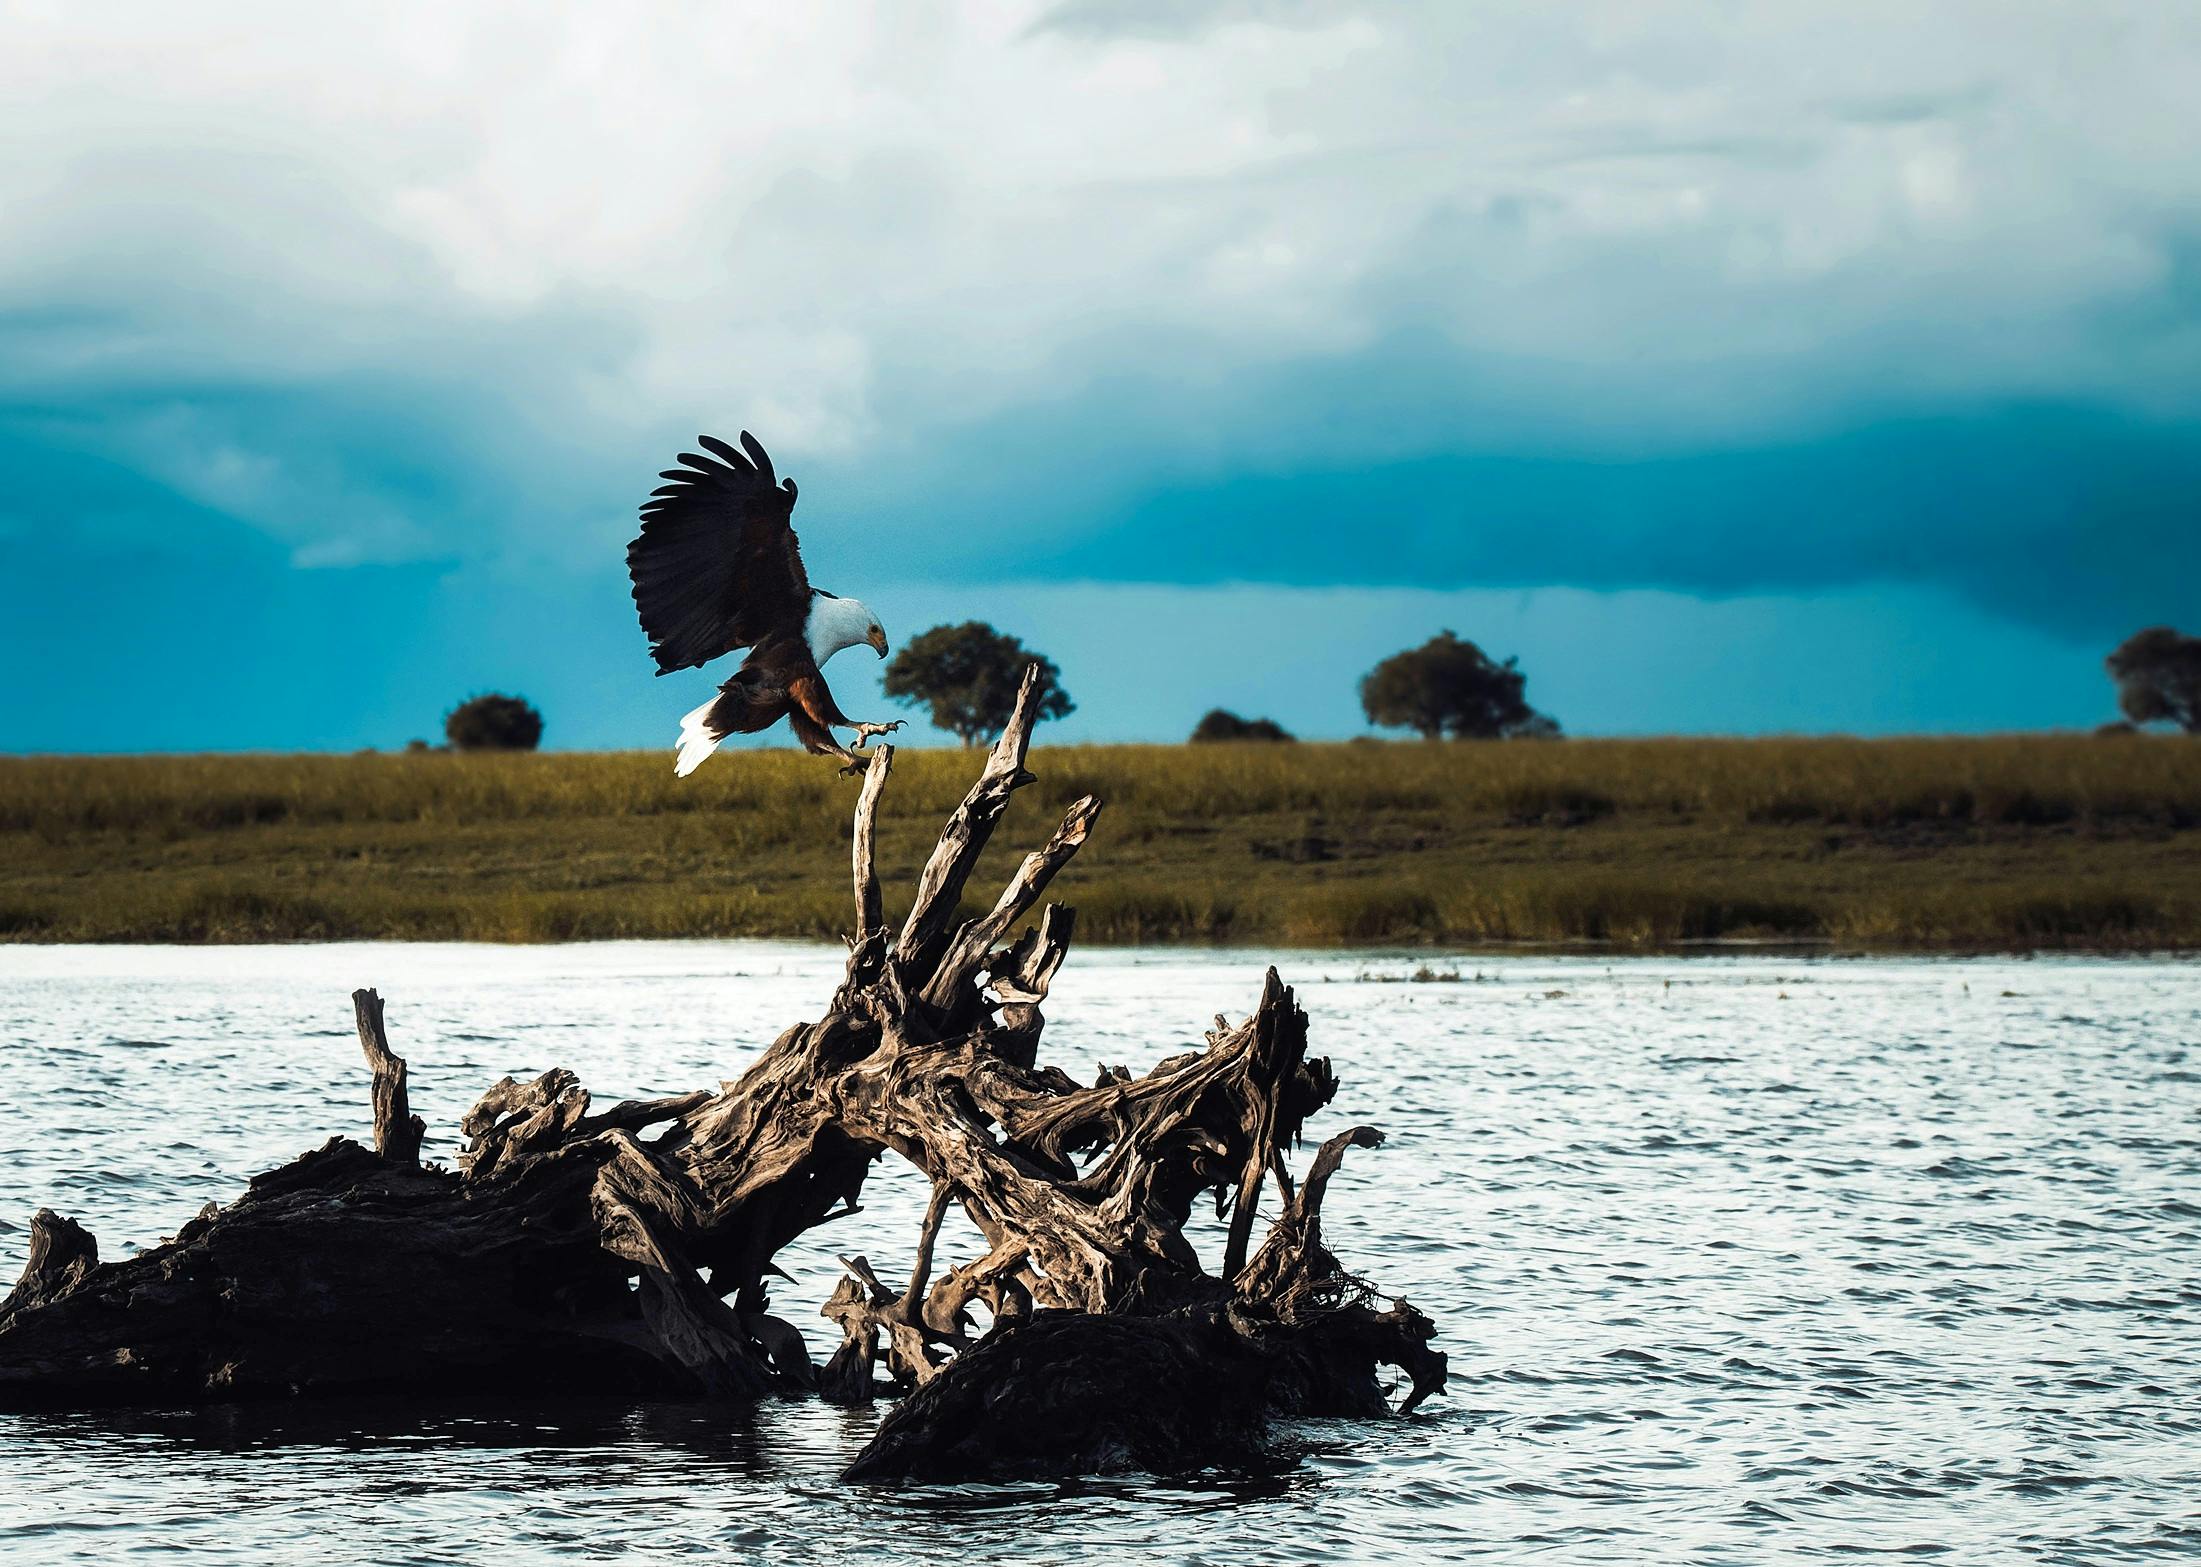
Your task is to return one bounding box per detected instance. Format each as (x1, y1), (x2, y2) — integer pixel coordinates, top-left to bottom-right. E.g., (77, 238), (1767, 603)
(867, 626), (888, 657)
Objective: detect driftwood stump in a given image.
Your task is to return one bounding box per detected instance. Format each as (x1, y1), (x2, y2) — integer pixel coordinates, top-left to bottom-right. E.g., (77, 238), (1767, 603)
(0, 669), (1446, 1479)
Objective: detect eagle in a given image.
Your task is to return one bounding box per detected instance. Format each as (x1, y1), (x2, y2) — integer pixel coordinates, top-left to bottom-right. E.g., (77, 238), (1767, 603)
(626, 432), (901, 775)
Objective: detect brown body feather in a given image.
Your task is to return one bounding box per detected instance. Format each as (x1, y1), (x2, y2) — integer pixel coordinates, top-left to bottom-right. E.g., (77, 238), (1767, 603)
(693, 634), (856, 759)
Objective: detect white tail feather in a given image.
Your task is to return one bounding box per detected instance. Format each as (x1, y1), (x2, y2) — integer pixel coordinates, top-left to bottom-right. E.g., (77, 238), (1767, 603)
(674, 696), (725, 777)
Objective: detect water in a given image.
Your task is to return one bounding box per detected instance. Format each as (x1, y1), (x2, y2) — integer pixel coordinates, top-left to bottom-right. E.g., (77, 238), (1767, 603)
(2, 944), (2198, 1565)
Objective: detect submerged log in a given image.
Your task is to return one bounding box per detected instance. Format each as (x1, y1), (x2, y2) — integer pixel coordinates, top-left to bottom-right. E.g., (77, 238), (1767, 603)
(0, 667), (1446, 1477)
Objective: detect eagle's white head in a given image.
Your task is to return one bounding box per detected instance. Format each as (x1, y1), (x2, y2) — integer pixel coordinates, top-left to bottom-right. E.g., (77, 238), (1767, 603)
(806, 590), (888, 665)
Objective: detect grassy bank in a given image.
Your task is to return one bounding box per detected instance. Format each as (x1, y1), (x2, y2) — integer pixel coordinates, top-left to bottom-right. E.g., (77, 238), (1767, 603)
(3, 736), (2198, 949)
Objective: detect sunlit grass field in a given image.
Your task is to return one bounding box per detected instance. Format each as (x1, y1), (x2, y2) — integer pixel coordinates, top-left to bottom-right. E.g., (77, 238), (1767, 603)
(3, 735), (2198, 949)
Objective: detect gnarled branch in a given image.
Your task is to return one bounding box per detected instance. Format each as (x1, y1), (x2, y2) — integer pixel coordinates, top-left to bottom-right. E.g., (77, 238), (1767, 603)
(353, 987), (423, 1165)
(894, 663), (1047, 980)
(851, 743), (892, 939)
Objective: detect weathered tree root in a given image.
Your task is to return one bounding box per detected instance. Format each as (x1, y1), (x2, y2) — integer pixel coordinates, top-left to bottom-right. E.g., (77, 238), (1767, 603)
(0, 668), (1447, 1478)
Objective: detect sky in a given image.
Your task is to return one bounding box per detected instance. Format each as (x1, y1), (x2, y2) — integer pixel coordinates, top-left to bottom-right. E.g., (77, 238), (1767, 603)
(2, 0), (2196, 752)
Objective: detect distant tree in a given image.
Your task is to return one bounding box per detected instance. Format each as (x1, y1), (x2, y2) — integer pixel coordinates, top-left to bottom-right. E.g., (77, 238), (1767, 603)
(883, 622), (1074, 746)
(2107, 627), (2201, 733)
(1359, 631), (1559, 740)
(444, 693), (544, 751)
(1190, 709), (1294, 743)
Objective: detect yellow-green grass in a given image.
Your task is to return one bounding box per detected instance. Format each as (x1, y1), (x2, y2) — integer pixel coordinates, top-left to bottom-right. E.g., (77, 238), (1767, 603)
(2, 735), (2198, 949)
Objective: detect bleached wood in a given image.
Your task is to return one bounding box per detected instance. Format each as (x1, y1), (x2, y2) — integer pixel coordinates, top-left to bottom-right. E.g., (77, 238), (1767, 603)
(352, 988), (423, 1166)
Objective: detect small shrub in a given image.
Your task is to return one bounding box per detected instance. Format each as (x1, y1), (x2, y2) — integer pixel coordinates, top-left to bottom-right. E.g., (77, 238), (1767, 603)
(1190, 709), (1294, 743)
(445, 694), (544, 752)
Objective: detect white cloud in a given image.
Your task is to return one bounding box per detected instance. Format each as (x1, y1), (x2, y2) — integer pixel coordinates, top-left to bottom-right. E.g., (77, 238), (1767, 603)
(2, 0), (2197, 561)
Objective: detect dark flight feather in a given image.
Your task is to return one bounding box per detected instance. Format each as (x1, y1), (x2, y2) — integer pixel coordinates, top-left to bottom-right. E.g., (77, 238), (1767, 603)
(696, 433), (750, 470)
(626, 431), (809, 675)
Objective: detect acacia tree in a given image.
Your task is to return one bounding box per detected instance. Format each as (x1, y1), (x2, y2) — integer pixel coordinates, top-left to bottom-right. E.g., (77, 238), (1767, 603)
(884, 622), (1073, 745)
(1359, 631), (1558, 740)
(2108, 627), (2201, 733)
(444, 693), (544, 751)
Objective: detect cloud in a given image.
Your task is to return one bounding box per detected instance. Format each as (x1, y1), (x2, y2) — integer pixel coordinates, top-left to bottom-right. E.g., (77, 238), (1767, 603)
(1, 0), (2196, 659)
(1030, 0), (1348, 42)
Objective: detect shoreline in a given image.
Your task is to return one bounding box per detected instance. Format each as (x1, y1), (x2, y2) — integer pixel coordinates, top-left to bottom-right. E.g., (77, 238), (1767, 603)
(7, 934), (2201, 956)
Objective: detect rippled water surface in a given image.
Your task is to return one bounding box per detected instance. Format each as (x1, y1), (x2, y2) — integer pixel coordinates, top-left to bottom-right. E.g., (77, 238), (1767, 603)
(3, 944), (2198, 1564)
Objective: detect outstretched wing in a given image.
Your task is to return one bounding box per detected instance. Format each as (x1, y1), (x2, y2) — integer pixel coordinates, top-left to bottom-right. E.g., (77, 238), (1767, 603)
(626, 432), (809, 675)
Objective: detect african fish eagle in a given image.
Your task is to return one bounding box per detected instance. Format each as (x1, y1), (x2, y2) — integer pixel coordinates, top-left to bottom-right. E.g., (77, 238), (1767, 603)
(626, 432), (901, 775)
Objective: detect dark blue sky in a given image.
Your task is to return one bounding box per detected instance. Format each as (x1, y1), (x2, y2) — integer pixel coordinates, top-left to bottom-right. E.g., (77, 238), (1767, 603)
(2, 3), (2195, 752)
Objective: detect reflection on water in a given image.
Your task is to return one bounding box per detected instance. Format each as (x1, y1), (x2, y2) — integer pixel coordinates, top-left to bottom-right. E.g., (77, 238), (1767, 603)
(2, 943), (2198, 1564)
(4, 1395), (1313, 1561)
